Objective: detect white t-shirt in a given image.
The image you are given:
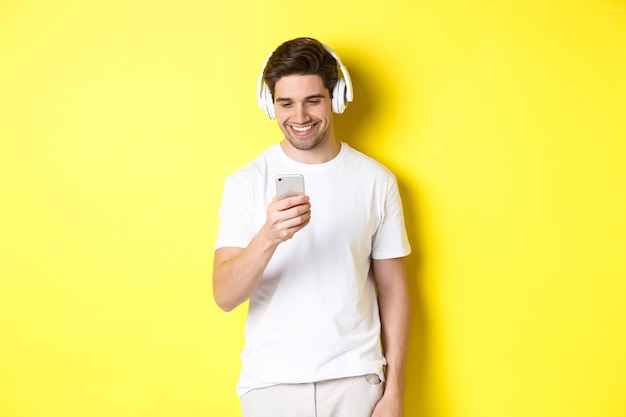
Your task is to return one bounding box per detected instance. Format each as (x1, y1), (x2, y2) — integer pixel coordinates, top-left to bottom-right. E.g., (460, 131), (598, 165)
(215, 142), (411, 397)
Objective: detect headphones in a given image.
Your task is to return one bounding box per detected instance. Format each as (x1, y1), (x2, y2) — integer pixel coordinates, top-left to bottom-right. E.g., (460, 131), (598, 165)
(256, 44), (354, 119)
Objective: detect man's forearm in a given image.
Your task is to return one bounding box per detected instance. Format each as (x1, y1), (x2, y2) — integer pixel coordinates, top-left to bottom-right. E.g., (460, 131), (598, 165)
(212, 230), (278, 311)
(213, 195), (312, 311)
(380, 288), (410, 396)
(371, 258), (410, 417)
(373, 258), (411, 396)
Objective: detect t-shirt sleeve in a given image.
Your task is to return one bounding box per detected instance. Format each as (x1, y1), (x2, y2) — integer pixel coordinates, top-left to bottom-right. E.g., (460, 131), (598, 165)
(214, 174), (258, 250)
(371, 176), (411, 260)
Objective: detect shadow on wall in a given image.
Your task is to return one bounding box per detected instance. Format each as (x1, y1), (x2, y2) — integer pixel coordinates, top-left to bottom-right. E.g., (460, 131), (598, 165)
(335, 51), (430, 417)
(333, 60), (377, 150)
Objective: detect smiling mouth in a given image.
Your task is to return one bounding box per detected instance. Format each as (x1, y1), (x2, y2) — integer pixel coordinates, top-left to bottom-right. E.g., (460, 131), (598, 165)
(291, 125), (313, 133)
(288, 123), (317, 137)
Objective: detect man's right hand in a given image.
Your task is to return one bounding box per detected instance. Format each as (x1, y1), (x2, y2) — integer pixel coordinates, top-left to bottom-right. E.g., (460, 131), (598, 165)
(263, 195), (311, 244)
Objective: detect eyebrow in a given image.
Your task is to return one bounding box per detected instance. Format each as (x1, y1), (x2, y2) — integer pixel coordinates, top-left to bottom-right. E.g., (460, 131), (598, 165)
(275, 94), (326, 103)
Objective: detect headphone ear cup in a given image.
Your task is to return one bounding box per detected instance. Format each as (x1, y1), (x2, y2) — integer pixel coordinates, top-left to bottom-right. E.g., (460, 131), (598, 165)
(332, 78), (347, 114)
(261, 86), (276, 119)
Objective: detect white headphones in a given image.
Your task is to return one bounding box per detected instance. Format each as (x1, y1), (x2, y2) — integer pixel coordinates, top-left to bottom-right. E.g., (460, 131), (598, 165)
(256, 44), (354, 119)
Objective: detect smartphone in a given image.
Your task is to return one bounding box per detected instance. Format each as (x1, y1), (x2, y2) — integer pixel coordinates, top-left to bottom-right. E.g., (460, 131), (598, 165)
(275, 174), (305, 199)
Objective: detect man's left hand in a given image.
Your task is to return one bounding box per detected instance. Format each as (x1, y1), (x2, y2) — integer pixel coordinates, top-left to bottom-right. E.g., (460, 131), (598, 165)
(371, 392), (403, 417)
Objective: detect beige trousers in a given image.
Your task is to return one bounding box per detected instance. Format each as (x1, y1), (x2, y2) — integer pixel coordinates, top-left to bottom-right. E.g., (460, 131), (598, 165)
(240, 374), (384, 417)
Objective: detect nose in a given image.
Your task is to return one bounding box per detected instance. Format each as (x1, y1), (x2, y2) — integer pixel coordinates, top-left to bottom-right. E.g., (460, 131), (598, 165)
(292, 103), (309, 124)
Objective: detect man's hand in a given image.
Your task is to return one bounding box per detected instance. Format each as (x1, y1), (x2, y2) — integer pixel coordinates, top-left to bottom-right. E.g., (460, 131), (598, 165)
(262, 195), (311, 244)
(371, 391), (403, 417)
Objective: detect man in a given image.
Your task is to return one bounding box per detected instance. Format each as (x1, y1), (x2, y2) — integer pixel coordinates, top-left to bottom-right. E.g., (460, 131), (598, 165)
(213, 37), (411, 417)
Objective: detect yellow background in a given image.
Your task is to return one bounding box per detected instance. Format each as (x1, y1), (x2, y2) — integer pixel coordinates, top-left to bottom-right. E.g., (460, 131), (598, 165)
(1, 1), (625, 416)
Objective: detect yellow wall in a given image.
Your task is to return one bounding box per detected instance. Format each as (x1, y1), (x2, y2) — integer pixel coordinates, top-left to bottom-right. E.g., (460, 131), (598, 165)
(1, 1), (625, 416)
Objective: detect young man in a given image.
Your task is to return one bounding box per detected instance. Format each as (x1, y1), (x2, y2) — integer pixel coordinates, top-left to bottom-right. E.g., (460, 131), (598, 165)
(213, 37), (411, 417)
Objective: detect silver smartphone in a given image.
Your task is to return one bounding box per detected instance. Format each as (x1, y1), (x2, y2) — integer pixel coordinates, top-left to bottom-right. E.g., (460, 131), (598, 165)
(275, 174), (305, 199)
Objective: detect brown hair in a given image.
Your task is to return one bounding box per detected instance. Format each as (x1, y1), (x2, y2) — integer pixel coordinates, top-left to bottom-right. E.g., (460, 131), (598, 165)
(263, 37), (339, 100)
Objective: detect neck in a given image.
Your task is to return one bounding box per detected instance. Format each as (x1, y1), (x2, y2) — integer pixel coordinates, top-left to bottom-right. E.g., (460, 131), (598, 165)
(280, 138), (341, 164)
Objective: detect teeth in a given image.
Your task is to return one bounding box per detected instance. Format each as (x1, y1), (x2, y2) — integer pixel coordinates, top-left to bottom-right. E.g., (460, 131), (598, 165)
(292, 125), (312, 132)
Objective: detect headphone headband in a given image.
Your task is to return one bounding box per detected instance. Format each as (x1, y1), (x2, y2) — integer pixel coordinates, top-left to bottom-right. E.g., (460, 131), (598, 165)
(257, 43), (353, 119)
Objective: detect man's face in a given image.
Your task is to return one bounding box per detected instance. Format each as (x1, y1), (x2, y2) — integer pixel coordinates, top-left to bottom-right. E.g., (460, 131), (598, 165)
(273, 74), (334, 151)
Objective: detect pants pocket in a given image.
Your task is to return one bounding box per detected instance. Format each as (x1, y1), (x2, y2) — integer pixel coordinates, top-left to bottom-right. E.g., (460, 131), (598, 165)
(365, 374), (382, 385)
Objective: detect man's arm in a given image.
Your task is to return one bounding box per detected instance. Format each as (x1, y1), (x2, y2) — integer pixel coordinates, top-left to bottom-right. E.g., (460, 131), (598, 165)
(371, 256), (410, 417)
(212, 195), (311, 312)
